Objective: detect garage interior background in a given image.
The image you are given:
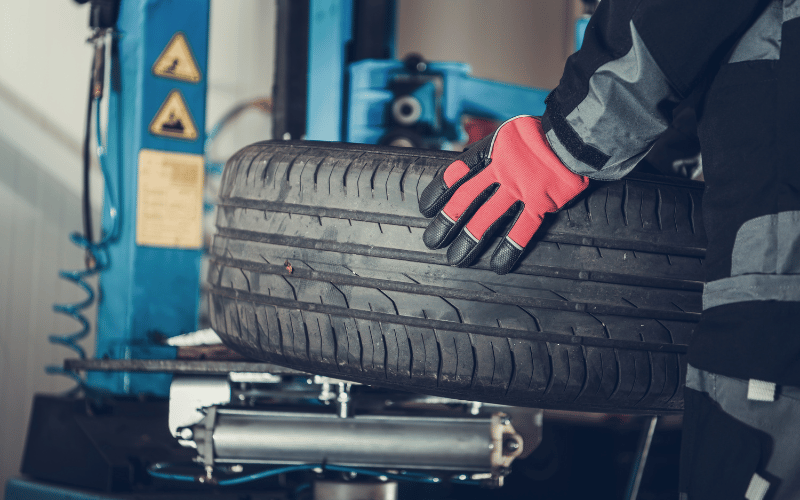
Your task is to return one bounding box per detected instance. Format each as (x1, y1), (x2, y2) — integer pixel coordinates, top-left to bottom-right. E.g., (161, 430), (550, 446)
(0, 0), (583, 490)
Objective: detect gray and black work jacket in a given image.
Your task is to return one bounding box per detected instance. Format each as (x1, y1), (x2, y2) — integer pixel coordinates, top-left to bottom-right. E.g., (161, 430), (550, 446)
(543, 0), (800, 388)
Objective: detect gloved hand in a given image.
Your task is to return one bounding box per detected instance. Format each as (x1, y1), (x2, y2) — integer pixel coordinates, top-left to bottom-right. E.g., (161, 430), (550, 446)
(418, 116), (589, 274)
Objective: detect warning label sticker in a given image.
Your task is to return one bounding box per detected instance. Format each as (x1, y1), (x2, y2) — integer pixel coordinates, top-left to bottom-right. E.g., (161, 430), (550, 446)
(136, 149), (204, 249)
(152, 32), (202, 83)
(149, 90), (198, 141)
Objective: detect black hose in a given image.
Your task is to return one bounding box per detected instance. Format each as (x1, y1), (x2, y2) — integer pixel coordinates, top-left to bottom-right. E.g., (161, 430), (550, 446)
(82, 52), (96, 247)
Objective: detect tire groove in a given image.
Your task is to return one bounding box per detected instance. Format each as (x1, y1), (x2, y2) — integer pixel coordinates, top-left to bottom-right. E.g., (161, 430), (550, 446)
(328, 314), (338, 368)
(260, 154), (277, 186)
(302, 317), (311, 361)
(574, 345), (590, 403)
(211, 254), (699, 322)
(384, 162), (395, 201)
(210, 285), (687, 353)
(217, 198), (707, 258)
(398, 162), (409, 201)
(622, 181), (629, 226)
(505, 338), (515, 395)
(470, 342), (478, 388)
(406, 328), (414, 378)
(379, 322), (388, 379)
(215, 227), (704, 291)
(543, 343), (555, 394)
(490, 341), (496, 386)
(313, 155), (329, 190)
(656, 187), (663, 231)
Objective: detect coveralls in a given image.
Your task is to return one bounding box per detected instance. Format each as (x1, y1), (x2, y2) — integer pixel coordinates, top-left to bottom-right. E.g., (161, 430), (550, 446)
(541, 1), (800, 498)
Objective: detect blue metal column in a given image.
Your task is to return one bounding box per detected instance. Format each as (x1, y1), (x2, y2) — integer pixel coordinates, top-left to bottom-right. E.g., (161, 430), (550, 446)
(306, 0), (353, 141)
(576, 15), (590, 51)
(90, 0), (209, 396)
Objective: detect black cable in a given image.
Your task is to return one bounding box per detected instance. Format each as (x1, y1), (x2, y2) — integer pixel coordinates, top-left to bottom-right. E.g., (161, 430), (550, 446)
(82, 52), (96, 247)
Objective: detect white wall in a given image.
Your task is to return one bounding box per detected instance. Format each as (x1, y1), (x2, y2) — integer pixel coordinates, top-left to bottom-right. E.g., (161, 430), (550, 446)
(206, 0), (275, 162)
(0, 1), (91, 149)
(0, 0), (98, 492)
(0, 133), (92, 496)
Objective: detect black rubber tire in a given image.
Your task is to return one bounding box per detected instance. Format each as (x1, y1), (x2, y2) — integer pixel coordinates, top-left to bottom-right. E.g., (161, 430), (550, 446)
(208, 141), (706, 414)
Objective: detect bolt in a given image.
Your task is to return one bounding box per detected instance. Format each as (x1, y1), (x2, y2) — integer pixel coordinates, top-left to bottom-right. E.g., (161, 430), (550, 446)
(503, 438), (520, 454)
(179, 427), (193, 440)
(337, 383), (351, 418)
(469, 401), (482, 415)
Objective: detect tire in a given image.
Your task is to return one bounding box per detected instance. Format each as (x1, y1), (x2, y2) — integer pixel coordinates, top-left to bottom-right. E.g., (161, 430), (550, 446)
(208, 141), (706, 414)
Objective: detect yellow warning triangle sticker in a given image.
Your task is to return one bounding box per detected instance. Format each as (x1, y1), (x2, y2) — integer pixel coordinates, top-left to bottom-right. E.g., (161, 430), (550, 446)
(149, 90), (199, 141)
(152, 32), (202, 83)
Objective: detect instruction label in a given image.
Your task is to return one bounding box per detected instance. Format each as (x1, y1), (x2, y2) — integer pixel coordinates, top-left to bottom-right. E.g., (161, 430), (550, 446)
(152, 32), (202, 83)
(136, 149), (204, 249)
(149, 90), (198, 141)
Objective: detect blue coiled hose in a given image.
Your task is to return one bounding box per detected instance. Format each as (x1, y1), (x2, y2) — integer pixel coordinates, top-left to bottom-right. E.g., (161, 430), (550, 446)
(47, 95), (119, 389)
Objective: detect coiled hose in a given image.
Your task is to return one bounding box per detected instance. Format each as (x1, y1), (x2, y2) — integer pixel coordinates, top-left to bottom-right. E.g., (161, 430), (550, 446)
(47, 31), (119, 391)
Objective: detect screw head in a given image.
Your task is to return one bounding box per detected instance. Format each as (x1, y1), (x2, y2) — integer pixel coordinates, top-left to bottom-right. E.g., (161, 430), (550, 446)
(503, 438), (520, 454)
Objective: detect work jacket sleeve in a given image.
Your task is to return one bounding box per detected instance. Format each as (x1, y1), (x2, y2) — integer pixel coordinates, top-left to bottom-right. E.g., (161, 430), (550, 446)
(543, 0), (770, 181)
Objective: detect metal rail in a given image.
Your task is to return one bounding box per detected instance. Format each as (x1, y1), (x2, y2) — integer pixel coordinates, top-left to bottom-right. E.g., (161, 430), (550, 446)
(64, 358), (307, 375)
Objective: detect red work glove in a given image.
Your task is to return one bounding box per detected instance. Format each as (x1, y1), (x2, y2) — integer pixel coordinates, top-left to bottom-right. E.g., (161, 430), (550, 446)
(419, 116), (589, 274)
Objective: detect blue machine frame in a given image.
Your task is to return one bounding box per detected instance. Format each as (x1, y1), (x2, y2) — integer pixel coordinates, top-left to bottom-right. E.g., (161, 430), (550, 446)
(306, 0), (353, 141)
(89, 0), (210, 396)
(346, 59), (549, 147)
(304, 0), (558, 148)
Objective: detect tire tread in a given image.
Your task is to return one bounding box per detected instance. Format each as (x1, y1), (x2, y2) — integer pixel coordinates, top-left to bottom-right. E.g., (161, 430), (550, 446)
(209, 141), (706, 413)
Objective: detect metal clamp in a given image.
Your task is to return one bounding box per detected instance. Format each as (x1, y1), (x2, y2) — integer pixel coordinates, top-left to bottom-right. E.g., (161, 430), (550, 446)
(488, 413), (524, 488)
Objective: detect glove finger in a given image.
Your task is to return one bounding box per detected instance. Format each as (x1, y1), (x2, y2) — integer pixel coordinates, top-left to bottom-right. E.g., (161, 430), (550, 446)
(418, 160), (471, 218)
(464, 189), (518, 241)
(441, 166), (497, 222)
(490, 209), (543, 274)
(422, 180), (497, 250)
(447, 190), (520, 268)
(419, 133), (495, 218)
(423, 166), (498, 249)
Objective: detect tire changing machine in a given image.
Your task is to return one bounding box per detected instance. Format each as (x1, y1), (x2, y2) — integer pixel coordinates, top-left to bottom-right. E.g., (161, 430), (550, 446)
(6, 2), (668, 500)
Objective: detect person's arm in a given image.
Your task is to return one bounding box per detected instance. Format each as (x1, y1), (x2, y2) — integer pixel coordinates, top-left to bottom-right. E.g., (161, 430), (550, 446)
(544, 0), (770, 180)
(420, 0), (770, 273)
